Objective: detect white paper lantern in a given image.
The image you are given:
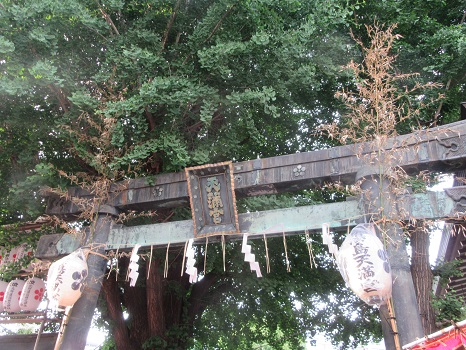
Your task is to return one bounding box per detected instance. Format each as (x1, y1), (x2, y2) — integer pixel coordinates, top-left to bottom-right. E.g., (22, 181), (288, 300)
(47, 249), (88, 307)
(337, 223), (392, 306)
(0, 247), (7, 268)
(4, 279), (25, 313)
(0, 281), (9, 312)
(7, 246), (24, 264)
(20, 277), (45, 312)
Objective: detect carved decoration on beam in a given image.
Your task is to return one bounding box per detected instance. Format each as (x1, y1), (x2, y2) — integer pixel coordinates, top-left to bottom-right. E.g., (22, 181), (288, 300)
(444, 186), (466, 222)
(185, 162), (240, 238)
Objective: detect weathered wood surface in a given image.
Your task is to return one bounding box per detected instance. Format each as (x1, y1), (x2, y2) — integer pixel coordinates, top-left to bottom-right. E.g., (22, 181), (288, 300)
(46, 120), (466, 216)
(36, 189), (459, 258)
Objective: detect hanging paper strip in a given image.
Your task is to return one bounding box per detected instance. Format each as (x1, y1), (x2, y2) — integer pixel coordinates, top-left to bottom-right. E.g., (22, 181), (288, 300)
(322, 223), (339, 257)
(185, 239), (198, 283)
(241, 234), (262, 278)
(128, 244), (141, 287)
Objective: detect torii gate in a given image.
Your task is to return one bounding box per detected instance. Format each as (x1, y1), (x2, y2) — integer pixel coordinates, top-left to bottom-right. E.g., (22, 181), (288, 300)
(37, 120), (466, 349)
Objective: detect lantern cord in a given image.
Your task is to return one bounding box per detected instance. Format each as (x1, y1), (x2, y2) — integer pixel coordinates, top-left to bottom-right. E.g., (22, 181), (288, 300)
(204, 237), (209, 275)
(305, 230), (316, 269)
(387, 298), (401, 350)
(163, 243), (169, 279)
(263, 234), (270, 273)
(181, 240), (189, 277)
(283, 232), (291, 272)
(222, 235), (226, 272)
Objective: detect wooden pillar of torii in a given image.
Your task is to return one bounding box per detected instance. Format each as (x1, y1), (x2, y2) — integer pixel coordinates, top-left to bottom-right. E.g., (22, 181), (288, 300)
(39, 120), (466, 349)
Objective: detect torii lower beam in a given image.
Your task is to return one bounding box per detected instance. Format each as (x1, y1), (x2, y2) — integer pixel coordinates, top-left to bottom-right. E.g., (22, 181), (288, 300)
(36, 189), (460, 258)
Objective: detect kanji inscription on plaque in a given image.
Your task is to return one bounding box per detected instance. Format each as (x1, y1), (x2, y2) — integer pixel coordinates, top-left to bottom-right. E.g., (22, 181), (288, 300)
(185, 162), (239, 237)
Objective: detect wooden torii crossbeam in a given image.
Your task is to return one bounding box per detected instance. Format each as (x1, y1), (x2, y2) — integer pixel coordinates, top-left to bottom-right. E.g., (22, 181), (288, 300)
(37, 189), (464, 257)
(39, 120), (466, 350)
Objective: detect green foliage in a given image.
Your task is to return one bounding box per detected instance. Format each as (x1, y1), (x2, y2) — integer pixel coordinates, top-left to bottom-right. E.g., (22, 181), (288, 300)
(431, 291), (466, 323)
(351, 0), (466, 127)
(432, 259), (464, 288)
(192, 236), (382, 349)
(100, 338), (116, 350)
(143, 336), (168, 349)
(403, 173), (438, 193)
(431, 259), (466, 324)
(0, 0), (464, 349)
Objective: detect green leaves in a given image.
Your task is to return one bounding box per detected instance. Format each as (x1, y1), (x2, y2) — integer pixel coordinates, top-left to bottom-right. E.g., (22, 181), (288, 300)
(0, 36), (15, 53)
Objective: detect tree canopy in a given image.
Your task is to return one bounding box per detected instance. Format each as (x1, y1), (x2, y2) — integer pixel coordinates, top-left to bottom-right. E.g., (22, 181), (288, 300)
(0, 0), (465, 349)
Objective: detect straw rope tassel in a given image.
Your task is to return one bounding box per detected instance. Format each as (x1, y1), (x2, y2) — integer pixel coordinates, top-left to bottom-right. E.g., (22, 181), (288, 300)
(204, 237), (209, 275)
(115, 245), (120, 281)
(305, 230), (316, 269)
(263, 234), (270, 273)
(222, 235), (226, 272)
(163, 243), (170, 279)
(283, 232), (291, 272)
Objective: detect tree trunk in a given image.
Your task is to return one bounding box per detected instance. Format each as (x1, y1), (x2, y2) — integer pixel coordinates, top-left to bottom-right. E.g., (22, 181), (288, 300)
(147, 258), (166, 337)
(410, 222), (437, 335)
(123, 270), (150, 347)
(102, 274), (138, 350)
(101, 248), (201, 349)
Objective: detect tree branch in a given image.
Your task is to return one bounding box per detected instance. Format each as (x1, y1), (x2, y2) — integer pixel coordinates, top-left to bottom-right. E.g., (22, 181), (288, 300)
(161, 0), (182, 51)
(102, 273), (139, 350)
(187, 271), (230, 324)
(95, 0), (120, 36)
(183, 3), (238, 64)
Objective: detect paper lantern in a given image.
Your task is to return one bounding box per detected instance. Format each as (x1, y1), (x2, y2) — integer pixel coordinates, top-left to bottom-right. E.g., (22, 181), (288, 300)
(20, 277), (45, 312)
(47, 249), (88, 307)
(337, 223), (392, 306)
(4, 279), (25, 313)
(0, 281), (9, 312)
(0, 247), (7, 268)
(7, 246), (24, 264)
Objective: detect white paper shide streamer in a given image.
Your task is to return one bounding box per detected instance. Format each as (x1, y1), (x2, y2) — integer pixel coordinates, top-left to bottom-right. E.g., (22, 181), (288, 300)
(322, 223), (339, 256)
(242, 234), (262, 278)
(185, 239), (197, 283)
(128, 244), (141, 287)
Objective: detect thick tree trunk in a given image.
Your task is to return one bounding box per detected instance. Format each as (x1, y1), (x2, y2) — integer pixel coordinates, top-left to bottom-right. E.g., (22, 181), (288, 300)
(123, 273), (150, 347)
(410, 223), (437, 335)
(147, 258), (166, 337)
(102, 274), (138, 350)
(101, 249), (198, 349)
